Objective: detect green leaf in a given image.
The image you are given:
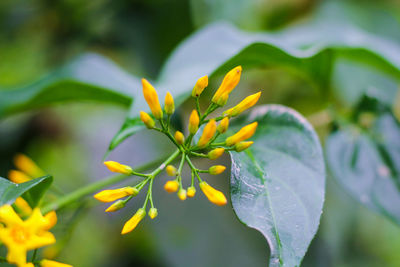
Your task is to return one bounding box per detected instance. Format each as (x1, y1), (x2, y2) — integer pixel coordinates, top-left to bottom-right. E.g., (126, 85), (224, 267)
(0, 53), (135, 117)
(326, 96), (400, 224)
(229, 105), (325, 267)
(0, 175), (53, 207)
(109, 20), (400, 152)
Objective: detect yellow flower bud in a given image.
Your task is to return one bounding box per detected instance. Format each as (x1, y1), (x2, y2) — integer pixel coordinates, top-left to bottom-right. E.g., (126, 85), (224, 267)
(140, 111), (155, 129)
(215, 92), (229, 106)
(212, 66), (242, 104)
(40, 259), (72, 267)
(197, 119), (217, 148)
(44, 211), (58, 231)
(188, 109), (200, 134)
(187, 186), (196, 198)
(209, 165), (226, 175)
(166, 165), (177, 176)
(225, 122), (258, 146)
(178, 189), (187, 201)
(164, 180), (179, 193)
(14, 197), (32, 216)
(148, 207), (158, 219)
(192, 75), (208, 97)
(121, 208), (146, 234)
(104, 161), (133, 175)
(223, 92), (261, 117)
(8, 170), (31, 184)
(174, 131), (185, 145)
(105, 200), (126, 212)
(142, 78), (163, 119)
(199, 181), (227, 206)
(164, 91), (175, 115)
(14, 153), (45, 178)
(208, 148), (225, 160)
(235, 141), (254, 152)
(217, 117), (229, 134)
(94, 187), (137, 203)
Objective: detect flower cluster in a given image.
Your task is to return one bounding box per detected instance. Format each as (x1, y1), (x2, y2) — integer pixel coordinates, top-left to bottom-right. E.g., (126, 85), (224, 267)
(95, 66), (260, 234)
(0, 155), (72, 267)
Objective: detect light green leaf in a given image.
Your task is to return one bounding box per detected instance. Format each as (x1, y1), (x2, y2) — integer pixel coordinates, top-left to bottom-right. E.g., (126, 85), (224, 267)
(0, 176), (53, 207)
(109, 20), (400, 152)
(229, 105), (325, 267)
(0, 53), (135, 117)
(326, 96), (400, 224)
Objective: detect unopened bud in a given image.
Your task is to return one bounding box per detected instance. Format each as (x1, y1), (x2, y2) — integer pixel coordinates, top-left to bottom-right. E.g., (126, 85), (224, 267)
(197, 119), (217, 148)
(188, 110), (200, 134)
(164, 180), (179, 193)
(164, 92), (175, 115)
(225, 122), (258, 146)
(121, 208), (146, 234)
(178, 189), (187, 201)
(192, 76), (208, 97)
(199, 181), (227, 206)
(140, 111), (155, 129)
(174, 131), (185, 145)
(212, 66), (242, 104)
(235, 141), (254, 152)
(105, 200), (126, 212)
(166, 165), (177, 176)
(94, 187), (137, 203)
(187, 186), (196, 198)
(148, 207), (158, 219)
(217, 117), (229, 134)
(223, 92), (261, 117)
(209, 165), (226, 175)
(142, 78), (163, 119)
(208, 148), (225, 160)
(104, 161), (133, 175)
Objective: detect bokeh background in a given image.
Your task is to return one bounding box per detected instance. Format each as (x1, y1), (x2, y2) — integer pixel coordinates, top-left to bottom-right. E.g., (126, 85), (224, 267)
(1, 0), (400, 266)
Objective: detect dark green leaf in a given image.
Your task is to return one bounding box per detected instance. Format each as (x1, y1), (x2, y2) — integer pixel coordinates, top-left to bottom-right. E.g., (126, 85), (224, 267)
(110, 20), (400, 152)
(229, 105), (325, 267)
(0, 175), (53, 207)
(0, 53), (135, 117)
(326, 97), (400, 224)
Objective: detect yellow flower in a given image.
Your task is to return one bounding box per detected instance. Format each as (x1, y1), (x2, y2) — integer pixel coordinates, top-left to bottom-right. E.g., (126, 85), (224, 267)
(14, 154), (45, 178)
(105, 200), (125, 212)
(187, 186), (196, 198)
(225, 122), (258, 146)
(235, 141), (254, 152)
(197, 119), (216, 148)
(208, 148), (225, 160)
(212, 66), (242, 105)
(148, 208), (158, 219)
(8, 170), (31, 184)
(103, 161), (133, 175)
(166, 165), (177, 176)
(121, 208), (146, 234)
(209, 165), (226, 175)
(192, 75), (208, 97)
(178, 189), (187, 201)
(199, 182), (227, 206)
(164, 180), (179, 193)
(188, 109), (200, 134)
(142, 78), (163, 119)
(40, 259), (72, 267)
(174, 131), (185, 145)
(140, 111), (155, 129)
(223, 92), (261, 117)
(94, 187), (138, 203)
(0, 205), (56, 267)
(217, 117), (229, 134)
(164, 92), (175, 115)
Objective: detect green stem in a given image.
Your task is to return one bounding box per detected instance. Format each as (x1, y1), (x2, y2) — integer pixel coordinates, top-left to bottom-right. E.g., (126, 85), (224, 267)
(177, 153), (186, 187)
(41, 153), (174, 214)
(185, 155), (202, 183)
(190, 151), (208, 158)
(195, 97), (201, 117)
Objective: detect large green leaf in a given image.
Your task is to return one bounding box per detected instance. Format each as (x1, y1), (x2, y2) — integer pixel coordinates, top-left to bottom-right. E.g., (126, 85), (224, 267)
(326, 96), (400, 224)
(0, 53), (135, 117)
(229, 105), (325, 267)
(0, 175), (53, 207)
(109, 20), (400, 152)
